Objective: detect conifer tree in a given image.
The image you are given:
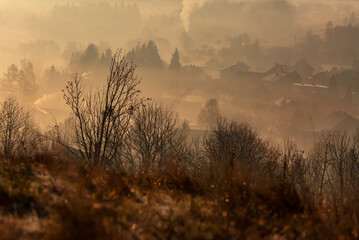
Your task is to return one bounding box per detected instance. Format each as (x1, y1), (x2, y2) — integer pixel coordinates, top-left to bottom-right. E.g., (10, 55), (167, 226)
(169, 48), (181, 71)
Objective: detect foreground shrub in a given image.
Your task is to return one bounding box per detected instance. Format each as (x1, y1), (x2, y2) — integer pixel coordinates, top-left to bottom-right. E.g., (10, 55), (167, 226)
(203, 117), (269, 180)
(0, 96), (40, 157)
(125, 101), (187, 172)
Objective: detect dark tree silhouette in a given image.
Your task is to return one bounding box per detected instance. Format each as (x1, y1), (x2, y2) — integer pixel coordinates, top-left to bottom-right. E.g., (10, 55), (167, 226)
(125, 101), (186, 171)
(2, 64), (19, 94)
(1, 61), (38, 101)
(80, 43), (100, 65)
(60, 50), (144, 166)
(198, 99), (221, 128)
(169, 48), (182, 71)
(203, 117), (268, 180)
(18, 59), (38, 100)
(126, 41), (164, 69)
(0, 97), (38, 157)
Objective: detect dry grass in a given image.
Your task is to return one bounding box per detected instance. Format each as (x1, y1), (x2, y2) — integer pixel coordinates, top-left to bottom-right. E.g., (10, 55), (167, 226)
(0, 154), (356, 239)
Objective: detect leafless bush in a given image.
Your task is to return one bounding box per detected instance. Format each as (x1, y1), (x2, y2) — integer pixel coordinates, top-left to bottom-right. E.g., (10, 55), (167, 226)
(59, 50), (144, 166)
(124, 101), (187, 171)
(280, 138), (309, 195)
(198, 98), (220, 128)
(0, 96), (40, 157)
(309, 129), (359, 203)
(203, 117), (269, 180)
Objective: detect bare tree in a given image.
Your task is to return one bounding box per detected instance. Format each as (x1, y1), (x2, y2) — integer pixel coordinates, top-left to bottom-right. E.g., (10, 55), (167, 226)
(0, 96), (39, 157)
(203, 117), (268, 179)
(280, 138), (309, 194)
(310, 132), (332, 198)
(198, 99), (220, 128)
(348, 131), (359, 193)
(309, 129), (359, 202)
(60, 50), (143, 166)
(125, 101), (186, 171)
(327, 130), (350, 201)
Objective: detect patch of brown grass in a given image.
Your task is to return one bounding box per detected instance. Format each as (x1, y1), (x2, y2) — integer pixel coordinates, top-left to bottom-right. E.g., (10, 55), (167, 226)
(0, 155), (356, 239)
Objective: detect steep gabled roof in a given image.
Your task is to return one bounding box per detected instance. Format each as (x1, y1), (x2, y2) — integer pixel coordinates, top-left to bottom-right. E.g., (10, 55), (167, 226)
(263, 71), (287, 82)
(205, 58), (223, 69)
(233, 71), (265, 81)
(220, 61), (250, 73)
(263, 71), (302, 83)
(264, 63), (287, 76)
(182, 65), (212, 81)
(277, 71), (302, 84)
(289, 59), (314, 79)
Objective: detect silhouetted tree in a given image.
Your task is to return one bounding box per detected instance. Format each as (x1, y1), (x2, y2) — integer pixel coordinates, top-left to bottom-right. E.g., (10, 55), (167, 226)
(203, 117), (268, 180)
(70, 44), (112, 73)
(169, 48), (182, 71)
(2, 64), (19, 94)
(100, 48), (112, 65)
(18, 59), (38, 100)
(125, 101), (186, 171)
(44, 65), (65, 90)
(280, 138), (307, 191)
(1, 61), (38, 101)
(0, 97), (38, 157)
(80, 43), (100, 65)
(60, 50), (144, 166)
(126, 41), (164, 69)
(309, 129), (359, 202)
(310, 132), (332, 198)
(198, 99), (221, 128)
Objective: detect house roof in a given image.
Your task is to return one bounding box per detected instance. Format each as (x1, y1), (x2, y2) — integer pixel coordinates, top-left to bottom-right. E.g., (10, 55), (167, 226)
(220, 61), (250, 73)
(264, 63), (287, 76)
(205, 58), (223, 68)
(263, 71), (302, 83)
(289, 59), (314, 79)
(233, 71), (265, 81)
(182, 64), (212, 80)
(277, 71), (302, 84)
(263, 71), (287, 82)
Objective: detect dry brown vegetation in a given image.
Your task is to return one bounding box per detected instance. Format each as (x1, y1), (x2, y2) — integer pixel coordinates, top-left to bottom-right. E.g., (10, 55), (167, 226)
(0, 149), (357, 239)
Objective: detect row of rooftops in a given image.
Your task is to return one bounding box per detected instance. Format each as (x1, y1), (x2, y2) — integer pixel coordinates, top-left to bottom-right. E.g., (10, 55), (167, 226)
(220, 59), (315, 80)
(220, 59), (359, 90)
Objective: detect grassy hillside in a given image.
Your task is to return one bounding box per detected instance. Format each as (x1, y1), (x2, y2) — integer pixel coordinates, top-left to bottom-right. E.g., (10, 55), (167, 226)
(0, 154), (357, 240)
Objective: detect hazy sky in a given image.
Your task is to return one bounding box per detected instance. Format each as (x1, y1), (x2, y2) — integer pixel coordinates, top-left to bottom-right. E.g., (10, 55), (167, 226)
(0, 0), (357, 37)
(0, 0), (358, 67)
